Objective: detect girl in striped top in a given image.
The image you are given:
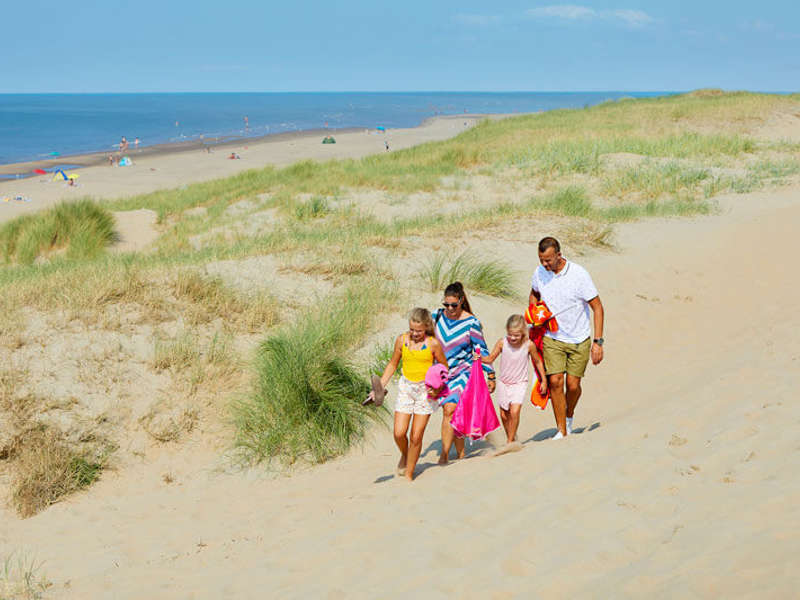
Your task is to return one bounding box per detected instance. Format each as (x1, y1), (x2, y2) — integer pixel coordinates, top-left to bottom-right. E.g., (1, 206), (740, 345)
(432, 282), (494, 464)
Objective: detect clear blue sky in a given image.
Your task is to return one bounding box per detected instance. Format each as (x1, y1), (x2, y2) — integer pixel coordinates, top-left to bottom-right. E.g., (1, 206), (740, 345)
(3, 1), (798, 92)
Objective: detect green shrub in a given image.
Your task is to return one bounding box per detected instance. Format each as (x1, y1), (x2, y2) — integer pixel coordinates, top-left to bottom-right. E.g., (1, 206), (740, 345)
(0, 199), (115, 264)
(234, 287), (388, 465)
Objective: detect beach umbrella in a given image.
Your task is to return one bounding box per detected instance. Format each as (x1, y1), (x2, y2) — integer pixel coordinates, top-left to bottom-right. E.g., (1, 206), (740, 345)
(33, 168), (46, 175)
(376, 126), (386, 132)
(67, 173), (80, 179)
(48, 151), (60, 157)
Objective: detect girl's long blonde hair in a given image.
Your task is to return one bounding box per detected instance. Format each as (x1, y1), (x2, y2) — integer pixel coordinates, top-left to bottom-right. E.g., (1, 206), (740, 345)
(409, 307), (435, 336)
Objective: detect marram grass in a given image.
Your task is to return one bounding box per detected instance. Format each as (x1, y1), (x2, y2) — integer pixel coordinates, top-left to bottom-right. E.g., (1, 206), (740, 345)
(0, 199), (115, 265)
(233, 285), (390, 466)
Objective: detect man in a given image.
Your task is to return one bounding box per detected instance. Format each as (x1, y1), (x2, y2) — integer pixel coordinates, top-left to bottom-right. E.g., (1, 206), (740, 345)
(530, 237), (604, 438)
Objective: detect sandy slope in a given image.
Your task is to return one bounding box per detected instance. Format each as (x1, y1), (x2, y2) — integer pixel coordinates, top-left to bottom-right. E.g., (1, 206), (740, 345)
(1, 181), (798, 598)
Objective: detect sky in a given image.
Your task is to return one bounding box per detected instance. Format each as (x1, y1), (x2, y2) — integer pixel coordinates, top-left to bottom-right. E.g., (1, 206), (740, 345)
(2, 1), (798, 93)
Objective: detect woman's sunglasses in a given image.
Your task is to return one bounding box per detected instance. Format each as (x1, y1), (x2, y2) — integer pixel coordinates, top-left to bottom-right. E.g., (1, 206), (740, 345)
(442, 302), (460, 308)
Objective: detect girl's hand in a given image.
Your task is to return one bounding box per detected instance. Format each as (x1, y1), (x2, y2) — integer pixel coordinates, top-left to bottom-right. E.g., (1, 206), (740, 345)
(539, 380), (548, 396)
(488, 379), (496, 393)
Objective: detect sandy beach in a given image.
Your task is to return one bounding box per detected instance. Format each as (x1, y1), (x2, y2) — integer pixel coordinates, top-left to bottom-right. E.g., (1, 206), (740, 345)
(1, 97), (799, 598)
(0, 115), (487, 224)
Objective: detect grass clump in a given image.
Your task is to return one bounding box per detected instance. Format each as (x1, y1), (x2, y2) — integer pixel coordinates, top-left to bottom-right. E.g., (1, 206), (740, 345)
(234, 286), (389, 465)
(424, 251), (515, 298)
(172, 270), (279, 332)
(10, 427), (105, 518)
(1, 552), (50, 600)
(0, 199), (115, 265)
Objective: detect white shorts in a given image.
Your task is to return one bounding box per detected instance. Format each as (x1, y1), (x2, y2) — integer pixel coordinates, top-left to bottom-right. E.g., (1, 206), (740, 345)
(394, 376), (438, 415)
(496, 380), (527, 411)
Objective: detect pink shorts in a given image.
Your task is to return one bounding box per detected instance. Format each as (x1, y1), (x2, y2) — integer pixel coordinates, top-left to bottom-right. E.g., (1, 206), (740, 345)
(496, 380), (527, 411)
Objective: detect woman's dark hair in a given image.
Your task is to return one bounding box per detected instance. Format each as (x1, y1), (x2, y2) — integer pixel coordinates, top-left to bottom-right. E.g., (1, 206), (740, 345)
(444, 281), (472, 314)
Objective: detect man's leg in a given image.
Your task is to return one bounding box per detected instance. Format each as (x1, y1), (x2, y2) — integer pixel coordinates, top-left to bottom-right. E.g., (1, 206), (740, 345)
(548, 372), (567, 436)
(565, 375), (582, 418)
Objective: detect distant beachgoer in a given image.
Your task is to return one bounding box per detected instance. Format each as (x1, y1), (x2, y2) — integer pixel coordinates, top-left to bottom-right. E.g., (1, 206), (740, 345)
(384, 140), (389, 152)
(481, 315), (548, 447)
(108, 154), (114, 166)
(244, 116), (249, 130)
(530, 236), (604, 439)
(228, 152), (240, 159)
(432, 282), (493, 464)
(119, 136), (129, 153)
(366, 308), (447, 481)
(134, 137), (140, 151)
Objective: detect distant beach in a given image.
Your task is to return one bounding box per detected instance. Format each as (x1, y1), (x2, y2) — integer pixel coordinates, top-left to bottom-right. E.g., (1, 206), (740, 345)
(0, 91), (671, 169)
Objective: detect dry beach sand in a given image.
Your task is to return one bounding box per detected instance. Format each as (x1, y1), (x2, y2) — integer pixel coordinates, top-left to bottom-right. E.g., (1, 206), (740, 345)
(1, 110), (799, 598)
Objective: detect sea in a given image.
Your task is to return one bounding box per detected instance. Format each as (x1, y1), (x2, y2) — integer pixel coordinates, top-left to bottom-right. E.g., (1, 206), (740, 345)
(0, 91), (671, 169)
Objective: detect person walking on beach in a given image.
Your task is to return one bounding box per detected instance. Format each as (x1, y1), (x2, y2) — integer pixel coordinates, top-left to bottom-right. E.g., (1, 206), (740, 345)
(481, 315), (548, 448)
(119, 136), (129, 154)
(367, 308), (447, 481)
(530, 237), (604, 438)
(432, 282), (494, 463)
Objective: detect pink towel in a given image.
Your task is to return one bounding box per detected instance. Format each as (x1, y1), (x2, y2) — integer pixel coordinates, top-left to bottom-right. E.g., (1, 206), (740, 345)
(450, 356), (501, 441)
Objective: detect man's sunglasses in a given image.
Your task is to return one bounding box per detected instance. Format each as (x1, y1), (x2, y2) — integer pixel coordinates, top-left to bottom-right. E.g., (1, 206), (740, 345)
(442, 302), (460, 308)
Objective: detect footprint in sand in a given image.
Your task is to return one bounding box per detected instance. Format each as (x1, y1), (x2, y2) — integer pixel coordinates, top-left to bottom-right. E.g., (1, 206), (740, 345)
(669, 434), (687, 447)
(492, 441), (523, 457)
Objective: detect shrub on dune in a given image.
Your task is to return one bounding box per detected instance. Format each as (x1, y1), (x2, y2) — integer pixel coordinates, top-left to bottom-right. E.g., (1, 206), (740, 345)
(0, 199), (115, 264)
(234, 287), (388, 465)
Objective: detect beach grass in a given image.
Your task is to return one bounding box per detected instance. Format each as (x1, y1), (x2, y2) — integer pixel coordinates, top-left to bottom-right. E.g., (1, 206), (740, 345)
(2, 90), (799, 479)
(1, 552), (50, 600)
(9, 427), (105, 518)
(423, 251), (516, 298)
(0, 199), (115, 265)
(233, 284), (391, 465)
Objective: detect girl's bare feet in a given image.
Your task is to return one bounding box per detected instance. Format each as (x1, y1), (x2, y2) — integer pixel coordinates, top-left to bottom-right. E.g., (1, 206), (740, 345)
(438, 453), (448, 465)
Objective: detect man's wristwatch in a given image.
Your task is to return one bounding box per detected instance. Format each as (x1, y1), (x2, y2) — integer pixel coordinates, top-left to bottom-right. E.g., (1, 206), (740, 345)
(593, 338), (604, 346)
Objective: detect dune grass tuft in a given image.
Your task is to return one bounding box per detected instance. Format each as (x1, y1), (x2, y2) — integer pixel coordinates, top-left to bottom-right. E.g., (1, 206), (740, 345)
(1, 551), (50, 600)
(424, 251), (516, 298)
(10, 427), (105, 518)
(234, 286), (389, 465)
(0, 199), (115, 265)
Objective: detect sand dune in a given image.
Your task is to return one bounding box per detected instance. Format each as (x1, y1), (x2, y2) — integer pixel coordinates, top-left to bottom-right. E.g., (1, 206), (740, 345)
(2, 181), (798, 597)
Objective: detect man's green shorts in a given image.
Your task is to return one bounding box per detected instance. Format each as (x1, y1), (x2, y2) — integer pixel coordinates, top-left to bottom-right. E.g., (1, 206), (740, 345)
(542, 336), (591, 378)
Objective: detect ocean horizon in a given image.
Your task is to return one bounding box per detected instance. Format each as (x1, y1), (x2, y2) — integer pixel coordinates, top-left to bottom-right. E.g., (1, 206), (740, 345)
(0, 91), (673, 167)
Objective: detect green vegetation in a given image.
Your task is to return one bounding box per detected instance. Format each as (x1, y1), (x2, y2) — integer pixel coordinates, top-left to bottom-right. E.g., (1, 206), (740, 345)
(1, 552), (50, 600)
(10, 427), (105, 518)
(0, 199), (114, 265)
(233, 285), (390, 465)
(424, 251), (516, 298)
(2, 91), (799, 473)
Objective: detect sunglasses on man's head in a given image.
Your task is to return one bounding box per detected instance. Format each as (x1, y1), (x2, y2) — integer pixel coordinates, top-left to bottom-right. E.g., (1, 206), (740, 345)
(442, 302), (460, 308)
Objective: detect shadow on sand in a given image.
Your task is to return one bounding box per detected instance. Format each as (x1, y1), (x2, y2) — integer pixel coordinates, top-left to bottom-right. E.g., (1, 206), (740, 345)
(526, 421), (601, 443)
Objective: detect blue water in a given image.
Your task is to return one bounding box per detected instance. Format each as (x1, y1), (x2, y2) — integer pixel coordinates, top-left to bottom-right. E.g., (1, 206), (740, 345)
(0, 92), (671, 166)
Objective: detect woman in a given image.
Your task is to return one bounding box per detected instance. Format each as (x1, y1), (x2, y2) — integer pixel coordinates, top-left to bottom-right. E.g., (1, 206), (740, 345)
(432, 282), (495, 464)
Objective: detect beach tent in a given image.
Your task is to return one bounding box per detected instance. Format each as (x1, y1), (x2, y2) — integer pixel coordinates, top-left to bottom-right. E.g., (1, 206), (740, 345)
(321, 136), (336, 144)
(52, 169), (68, 181)
(119, 156), (132, 166)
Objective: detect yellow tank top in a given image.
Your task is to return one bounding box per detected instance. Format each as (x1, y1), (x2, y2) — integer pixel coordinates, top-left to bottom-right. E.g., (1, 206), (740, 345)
(401, 334), (434, 382)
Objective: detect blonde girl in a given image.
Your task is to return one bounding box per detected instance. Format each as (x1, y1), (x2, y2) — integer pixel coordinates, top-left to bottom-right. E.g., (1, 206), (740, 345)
(482, 315), (548, 447)
(370, 308), (448, 481)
